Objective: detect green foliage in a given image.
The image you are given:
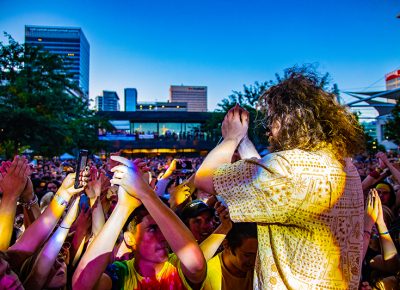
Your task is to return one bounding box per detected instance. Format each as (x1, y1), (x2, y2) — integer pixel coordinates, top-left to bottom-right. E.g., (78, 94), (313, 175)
(0, 33), (109, 158)
(363, 130), (386, 155)
(384, 99), (400, 145)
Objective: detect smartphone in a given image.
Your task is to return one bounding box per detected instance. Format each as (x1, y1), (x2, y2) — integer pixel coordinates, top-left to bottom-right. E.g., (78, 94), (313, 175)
(74, 149), (89, 189)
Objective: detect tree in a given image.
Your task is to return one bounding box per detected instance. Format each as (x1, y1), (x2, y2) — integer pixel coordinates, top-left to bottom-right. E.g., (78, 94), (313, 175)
(384, 99), (400, 146)
(0, 33), (109, 158)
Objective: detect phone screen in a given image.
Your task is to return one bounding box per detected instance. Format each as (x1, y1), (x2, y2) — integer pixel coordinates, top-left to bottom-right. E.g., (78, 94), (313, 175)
(74, 149), (88, 189)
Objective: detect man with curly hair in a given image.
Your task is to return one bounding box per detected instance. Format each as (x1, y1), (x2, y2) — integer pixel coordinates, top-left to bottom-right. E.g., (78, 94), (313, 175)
(195, 67), (365, 289)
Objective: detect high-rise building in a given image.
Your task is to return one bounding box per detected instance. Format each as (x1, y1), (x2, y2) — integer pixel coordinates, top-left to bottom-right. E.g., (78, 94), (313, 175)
(25, 25), (90, 99)
(102, 91), (120, 111)
(124, 88), (137, 111)
(386, 70), (400, 90)
(95, 96), (103, 111)
(170, 85), (207, 112)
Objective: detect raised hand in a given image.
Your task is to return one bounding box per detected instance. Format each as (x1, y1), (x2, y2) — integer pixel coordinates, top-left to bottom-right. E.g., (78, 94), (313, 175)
(376, 152), (389, 168)
(221, 104), (249, 144)
(365, 189), (379, 230)
(57, 170), (89, 201)
(85, 167), (103, 202)
(110, 156), (150, 199)
(169, 183), (192, 210)
(0, 156), (30, 201)
(214, 201), (232, 234)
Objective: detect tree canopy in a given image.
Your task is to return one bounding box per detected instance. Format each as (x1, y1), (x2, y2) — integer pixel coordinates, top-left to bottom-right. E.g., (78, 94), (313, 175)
(0, 33), (109, 158)
(384, 98), (400, 146)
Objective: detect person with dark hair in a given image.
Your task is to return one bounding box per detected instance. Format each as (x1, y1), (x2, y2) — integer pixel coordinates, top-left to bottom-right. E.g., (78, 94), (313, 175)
(180, 200), (217, 243)
(73, 156), (206, 290)
(195, 67), (366, 289)
(204, 222), (258, 290)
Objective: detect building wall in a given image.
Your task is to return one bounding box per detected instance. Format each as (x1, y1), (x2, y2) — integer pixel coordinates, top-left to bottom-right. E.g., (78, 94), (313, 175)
(102, 91), (120, 111)
(124, 88), (137, 112)
(170, 85), (207, 112)
(95, 96), (103, 111)
(25, 25), (90, 99)
(386, 70), (400, 90)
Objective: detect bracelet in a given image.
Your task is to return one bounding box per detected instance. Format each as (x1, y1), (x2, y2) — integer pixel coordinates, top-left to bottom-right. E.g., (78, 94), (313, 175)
(19, 194), (38, 210)
(59, 225), (70, 230)
(53, 194), (68, 207)
(379, 231), (390, 236)
(364, 230), (371, 236)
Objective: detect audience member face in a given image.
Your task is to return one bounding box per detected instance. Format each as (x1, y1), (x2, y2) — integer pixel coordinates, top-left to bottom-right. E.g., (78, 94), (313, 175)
(375, 184), (392, 206)
(45, 252), (68, 288)
(229, 237), (258, 274)
(134, 215), (169, 264)
(0, 257), (23, 290)
(187, 211), (216, 243)
(47, 182), (58, 193)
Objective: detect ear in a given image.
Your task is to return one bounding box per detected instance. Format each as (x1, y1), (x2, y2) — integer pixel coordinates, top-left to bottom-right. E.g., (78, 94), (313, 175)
(124, 231), (136, 247)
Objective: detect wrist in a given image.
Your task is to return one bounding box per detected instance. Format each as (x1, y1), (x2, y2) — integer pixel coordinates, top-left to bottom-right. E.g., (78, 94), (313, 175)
(1, 195), (19, 207)
(53, 193), (69, 207)
(19, 194), (38, 210)
(221, 137), (241, 147)
(364, 218), (375, 230)
(115, 201), (139, 215)
(56, 189), (72, 203)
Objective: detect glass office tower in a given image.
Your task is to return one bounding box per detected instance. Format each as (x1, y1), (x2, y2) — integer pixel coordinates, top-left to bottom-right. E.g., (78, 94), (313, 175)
(25, 25), (90, 99)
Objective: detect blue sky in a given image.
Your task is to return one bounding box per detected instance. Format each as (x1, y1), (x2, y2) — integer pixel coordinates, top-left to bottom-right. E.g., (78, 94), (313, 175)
(1, 0), (400, 115)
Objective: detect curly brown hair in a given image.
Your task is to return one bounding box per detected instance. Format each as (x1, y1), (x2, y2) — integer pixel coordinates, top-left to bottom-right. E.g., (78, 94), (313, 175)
(257, 67), (365, 161)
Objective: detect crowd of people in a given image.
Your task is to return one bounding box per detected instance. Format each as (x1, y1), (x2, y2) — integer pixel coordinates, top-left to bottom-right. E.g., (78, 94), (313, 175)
(1, 69), (400, 289)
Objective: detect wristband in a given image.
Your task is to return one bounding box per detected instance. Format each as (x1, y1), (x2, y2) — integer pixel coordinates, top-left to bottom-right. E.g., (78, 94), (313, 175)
(54, 194), (68, 207)
(379, 231), (390, 236)
(59, 225), (70, 230)
(19, 194), (38, 210)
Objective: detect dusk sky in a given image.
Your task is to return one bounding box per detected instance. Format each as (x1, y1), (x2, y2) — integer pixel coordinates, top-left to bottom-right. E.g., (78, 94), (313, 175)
(1, 0), (400, 116)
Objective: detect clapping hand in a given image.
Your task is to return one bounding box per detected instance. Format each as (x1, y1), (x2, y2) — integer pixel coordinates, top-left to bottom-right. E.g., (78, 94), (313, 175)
(0, 156), (30, 201)
(221, 104), (249, 144)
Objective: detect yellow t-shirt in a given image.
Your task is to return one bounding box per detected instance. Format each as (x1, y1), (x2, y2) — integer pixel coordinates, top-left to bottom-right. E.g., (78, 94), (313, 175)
(203, 252), (253, 290)
(213, 149), (364, 290)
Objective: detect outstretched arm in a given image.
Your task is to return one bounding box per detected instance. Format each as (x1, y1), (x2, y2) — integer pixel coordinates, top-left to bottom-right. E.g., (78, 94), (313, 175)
(376, 152), (400, 184)
(8, 173), (85, 266)
(111, 156), (207, 286)
(200, 201), (232, 261)
(23, 197), (80, 290)
(363, 189), (378, 260)
(195, 105), (249, 194)
(238, 135), (261, 159)
(72, 184), (141, 289)
(85, 167), (106, 237)
(0, 156), (29, 250)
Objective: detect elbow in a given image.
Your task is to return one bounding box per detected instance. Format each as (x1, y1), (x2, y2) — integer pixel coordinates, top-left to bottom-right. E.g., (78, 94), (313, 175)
(193, 173), (203, 191)
(194, 172), (216, 195)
